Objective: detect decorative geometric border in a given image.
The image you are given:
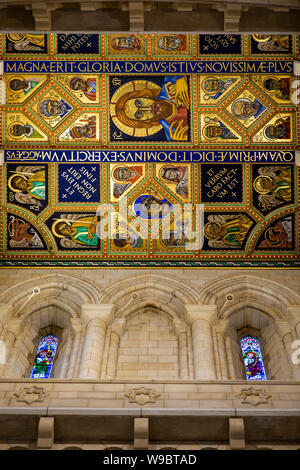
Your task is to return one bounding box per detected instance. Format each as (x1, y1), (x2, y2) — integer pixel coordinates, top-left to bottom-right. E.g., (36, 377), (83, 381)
(0, 260), (299, 268)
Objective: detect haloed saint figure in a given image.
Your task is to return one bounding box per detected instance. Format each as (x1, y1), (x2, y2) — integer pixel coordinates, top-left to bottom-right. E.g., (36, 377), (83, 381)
(110, 76), (190, 142)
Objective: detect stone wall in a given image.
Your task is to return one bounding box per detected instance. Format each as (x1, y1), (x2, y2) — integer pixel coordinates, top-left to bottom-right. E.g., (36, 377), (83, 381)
(116, 310), (179, 380)
(0, 268), (299, 382)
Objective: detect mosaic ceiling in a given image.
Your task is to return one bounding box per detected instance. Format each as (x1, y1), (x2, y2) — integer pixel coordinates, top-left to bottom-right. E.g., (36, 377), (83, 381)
(0, 33), (299, 267)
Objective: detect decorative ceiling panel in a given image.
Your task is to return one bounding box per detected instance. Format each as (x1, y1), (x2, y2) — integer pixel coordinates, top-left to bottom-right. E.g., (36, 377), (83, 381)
(0, 33), (299, 267)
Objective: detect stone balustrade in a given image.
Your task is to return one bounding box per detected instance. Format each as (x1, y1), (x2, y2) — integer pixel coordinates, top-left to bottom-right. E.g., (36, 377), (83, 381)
(0, 378), (299, 449)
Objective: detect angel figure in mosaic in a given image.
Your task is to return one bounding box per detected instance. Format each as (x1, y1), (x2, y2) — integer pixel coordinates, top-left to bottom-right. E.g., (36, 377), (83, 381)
(258, 216), (292, 249)
(6, 33), (45, 51)
(8, 166), (46, 206)
(204, 214), (253, 249)
(8, 216), (44, 249)
(51, 214), (99, 248)
(252, 34), (290, 52)
(253, 166), (292, 211)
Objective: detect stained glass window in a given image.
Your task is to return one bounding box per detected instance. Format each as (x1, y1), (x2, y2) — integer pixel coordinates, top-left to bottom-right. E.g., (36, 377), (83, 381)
(30, 334), (59, 379)
(240, 336), (267, 381)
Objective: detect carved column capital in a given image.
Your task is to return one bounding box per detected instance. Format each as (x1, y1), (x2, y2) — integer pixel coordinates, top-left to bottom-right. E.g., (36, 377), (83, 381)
(0, 304), (13, 325)
(214, 318), (229, 336)
(186, 304), (217, 325)
(110, 318), (125, 337)
(70, 318), (83, 335)
(81, 304), (115, 325)
(173, 319), (187, 336)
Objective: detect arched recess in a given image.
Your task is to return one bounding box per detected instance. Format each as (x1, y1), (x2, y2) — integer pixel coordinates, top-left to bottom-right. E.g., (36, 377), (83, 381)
(199, 273), (300, 316)
(114, 306), (180, 380)
(0, 273), (102, 311)
(100, 273), (200, 320)
(4, 302), (77, 379)
(199, 274), (300, 380)
(100, 274), (198, 380)
(0, 274), (102, 379)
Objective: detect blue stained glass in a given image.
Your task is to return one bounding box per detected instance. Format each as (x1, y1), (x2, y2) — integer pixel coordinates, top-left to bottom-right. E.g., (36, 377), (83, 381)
(240, 336), (267, 381)
(30, 334), (59, 379)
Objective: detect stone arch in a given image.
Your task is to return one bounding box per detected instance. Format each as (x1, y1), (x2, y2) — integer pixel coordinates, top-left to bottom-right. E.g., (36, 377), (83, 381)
(199, 273), (300, 321)
(122, 300), (181, 323)
(200, 274), (300, 381)
(0, 273), (102, 318)
(100, 273), (200, 321)
(212, 296), (293, 381)
(0, 275), (95, 379)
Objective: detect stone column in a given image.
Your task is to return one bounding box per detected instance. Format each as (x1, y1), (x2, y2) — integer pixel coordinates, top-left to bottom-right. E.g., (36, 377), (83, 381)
(0, 305), (12, 338)
(67, 322), (83, 379)
(215, 319), (229, 380)
(174, 320), (189, 380)
(78, 304), (114, 379)
(186, 305), (217, 380)
(224, 334), (236, 379)
(106, 319), (125, 379)
(0, 306), (14, 377)
(2, 318), (23, 377)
